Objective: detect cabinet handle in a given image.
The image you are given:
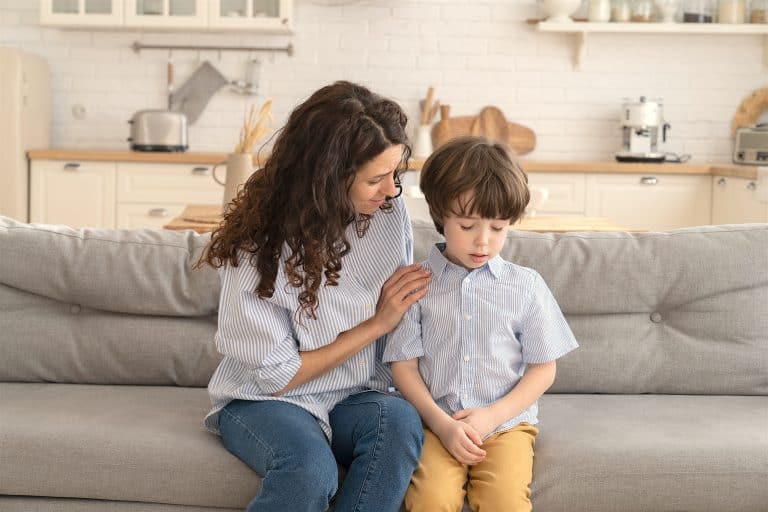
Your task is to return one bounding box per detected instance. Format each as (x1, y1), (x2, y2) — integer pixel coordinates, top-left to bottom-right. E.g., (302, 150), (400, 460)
(148, 208), (169, 218)
(191, 167), (210, 175)
(747, 181), (757, 191)
(640, 176), (658, 185)
(717, 178), (726, 186)
(63, 162), (81, 171)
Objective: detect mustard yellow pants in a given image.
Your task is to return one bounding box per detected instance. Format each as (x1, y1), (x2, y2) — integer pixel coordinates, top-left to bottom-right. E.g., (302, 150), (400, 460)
(404, 423), (539, 512)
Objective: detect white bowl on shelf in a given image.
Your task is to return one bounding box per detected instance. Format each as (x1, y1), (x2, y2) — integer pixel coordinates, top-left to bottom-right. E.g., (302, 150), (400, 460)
(540, 0), (582, 23)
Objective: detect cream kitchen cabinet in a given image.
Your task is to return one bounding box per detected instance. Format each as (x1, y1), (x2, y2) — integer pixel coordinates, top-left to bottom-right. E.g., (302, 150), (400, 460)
(711, 176), (768, 224)
(527, 172), (587, 216)
(30, 160), (117, 229)
(124, 0), (208, 28)
(585, 173), (712, 231)
(30, 159), (223, 229)
(40, 0), (124, 27)
(40, 0), (292, 31)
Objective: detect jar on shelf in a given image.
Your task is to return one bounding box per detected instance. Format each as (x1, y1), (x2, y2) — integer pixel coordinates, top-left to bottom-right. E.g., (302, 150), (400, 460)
(589, 0), (612, 21)
(683, 0), (715, 21)
(751, 0), (768, 23)
(611, 0), (633, 20)
(718, 0), (745, 22)
(631, 0), (656, 21)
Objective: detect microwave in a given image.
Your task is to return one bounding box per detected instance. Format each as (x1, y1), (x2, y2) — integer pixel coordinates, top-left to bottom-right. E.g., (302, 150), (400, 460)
(733, 126), (768, 165)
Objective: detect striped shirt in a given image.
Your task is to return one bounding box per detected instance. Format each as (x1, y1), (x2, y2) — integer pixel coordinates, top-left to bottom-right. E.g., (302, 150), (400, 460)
(383, 243), (578, 438)
(204, 198), (413, 441)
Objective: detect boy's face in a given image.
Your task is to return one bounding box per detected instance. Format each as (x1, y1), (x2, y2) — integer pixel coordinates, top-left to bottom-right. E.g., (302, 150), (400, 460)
(442, 210), (511, 270)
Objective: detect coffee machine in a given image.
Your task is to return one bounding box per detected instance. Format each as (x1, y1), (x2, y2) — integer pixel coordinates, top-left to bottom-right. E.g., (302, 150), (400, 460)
(616, 96), (670, 163)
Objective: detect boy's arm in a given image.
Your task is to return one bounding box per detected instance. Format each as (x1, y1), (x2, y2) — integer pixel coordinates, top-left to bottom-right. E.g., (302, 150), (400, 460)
(391, 360), (451, 433)
(453, 361), (556, 438)
(392, 360), (486, 464)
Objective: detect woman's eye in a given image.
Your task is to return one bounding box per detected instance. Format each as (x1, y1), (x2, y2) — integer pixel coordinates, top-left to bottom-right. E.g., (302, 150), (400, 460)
(368, 179), (382, 185)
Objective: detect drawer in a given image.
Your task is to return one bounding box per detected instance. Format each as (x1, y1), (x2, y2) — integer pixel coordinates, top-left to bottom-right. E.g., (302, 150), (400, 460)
(116, 203), (187, 230)
(527, 172), (587, 214)
(116, 162), (223, 204)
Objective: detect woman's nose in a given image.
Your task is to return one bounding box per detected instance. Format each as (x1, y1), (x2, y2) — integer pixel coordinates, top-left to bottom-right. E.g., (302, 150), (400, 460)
(382, 174), (398, 197)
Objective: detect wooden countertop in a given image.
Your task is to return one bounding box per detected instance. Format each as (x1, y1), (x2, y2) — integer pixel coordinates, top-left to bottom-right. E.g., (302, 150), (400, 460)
(27, 149), (760, 180)
(164, 205), (630, 233)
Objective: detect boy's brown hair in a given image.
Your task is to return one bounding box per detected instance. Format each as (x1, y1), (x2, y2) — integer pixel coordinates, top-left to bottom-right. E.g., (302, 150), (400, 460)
(419, 136), (529, 235)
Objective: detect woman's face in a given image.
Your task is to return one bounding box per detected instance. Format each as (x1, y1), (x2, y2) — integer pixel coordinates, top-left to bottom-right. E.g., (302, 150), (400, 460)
(349, 144), (404, 215)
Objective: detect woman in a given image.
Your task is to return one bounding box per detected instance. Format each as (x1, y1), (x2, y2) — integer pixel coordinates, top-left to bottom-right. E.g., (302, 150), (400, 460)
(202, 81), (431, 512)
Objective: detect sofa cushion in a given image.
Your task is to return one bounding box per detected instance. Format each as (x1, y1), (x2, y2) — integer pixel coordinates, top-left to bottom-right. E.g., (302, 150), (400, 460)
(533, 394), (768, 512)
(413, 221), (768, 396)
(3, 384), (765, 511)
(0, 217), (219, 316)
(0, 383), (258, 509)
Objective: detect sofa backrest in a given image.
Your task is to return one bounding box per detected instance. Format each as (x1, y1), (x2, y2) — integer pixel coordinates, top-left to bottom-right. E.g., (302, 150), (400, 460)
(412, 220), (768, 396)
(2, 216), (766, 395)
(0, 217), (220, 386)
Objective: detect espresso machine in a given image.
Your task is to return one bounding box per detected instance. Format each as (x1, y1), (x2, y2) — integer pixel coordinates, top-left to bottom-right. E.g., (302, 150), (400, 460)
(616, 96), (671, 163)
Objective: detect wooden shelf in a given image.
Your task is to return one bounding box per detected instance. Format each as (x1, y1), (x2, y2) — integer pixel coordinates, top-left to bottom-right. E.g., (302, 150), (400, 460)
(534, 20), (768, 69)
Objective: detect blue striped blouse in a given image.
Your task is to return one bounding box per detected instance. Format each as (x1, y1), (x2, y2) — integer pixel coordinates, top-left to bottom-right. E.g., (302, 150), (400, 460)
(383, 243), (578, 438)
(204, 198), (413, 441)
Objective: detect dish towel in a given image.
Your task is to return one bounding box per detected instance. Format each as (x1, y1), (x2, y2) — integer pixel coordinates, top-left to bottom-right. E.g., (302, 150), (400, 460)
(757, 167), (768, 203)
(169, 61), (229, 125)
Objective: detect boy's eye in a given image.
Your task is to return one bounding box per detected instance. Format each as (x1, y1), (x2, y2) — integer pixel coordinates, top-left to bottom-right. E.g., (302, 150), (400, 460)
(491, 227), (503, 232)
(459, 224), (473, 231)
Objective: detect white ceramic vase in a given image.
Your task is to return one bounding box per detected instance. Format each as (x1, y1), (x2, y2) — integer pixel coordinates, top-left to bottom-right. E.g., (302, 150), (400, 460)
(413, 125), (433, 159)
(213, 153), (255, 211)
(541, 0), (582, 23)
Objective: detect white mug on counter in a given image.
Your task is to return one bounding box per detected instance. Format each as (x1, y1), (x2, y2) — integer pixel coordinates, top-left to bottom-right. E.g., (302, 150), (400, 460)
(213, 153), (256, 211)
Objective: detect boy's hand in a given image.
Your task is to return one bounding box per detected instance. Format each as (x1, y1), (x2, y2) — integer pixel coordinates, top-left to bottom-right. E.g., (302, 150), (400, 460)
(433, 418), (486, 465)
(452, 407), (499, 440)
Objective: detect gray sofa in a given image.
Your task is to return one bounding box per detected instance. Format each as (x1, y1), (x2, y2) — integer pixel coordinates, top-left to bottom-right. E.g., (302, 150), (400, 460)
(1, 215), (766, 512)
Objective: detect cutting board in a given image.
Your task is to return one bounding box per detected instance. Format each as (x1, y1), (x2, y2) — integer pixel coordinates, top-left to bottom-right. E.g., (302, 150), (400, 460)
(431, 106), (536, 155)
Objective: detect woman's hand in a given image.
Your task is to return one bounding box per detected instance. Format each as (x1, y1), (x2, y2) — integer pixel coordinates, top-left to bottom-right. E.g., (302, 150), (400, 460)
(433, 417), (487, 465)
(373, 263), (431, 334)
(452, 407), (499, 440)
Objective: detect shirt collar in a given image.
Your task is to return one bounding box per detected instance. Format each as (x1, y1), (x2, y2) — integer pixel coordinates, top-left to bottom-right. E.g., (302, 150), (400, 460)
(426, 243), (503, 280)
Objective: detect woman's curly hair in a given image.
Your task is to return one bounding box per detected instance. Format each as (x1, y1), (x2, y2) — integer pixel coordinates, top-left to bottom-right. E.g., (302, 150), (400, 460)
(202, 81), (411, 320)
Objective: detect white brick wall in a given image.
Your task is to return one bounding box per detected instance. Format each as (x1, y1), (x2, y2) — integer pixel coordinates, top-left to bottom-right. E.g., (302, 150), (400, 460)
(2, 0), (765, 162)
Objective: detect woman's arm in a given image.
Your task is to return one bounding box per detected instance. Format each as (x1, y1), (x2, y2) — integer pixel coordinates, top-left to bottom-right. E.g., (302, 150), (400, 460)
(275, 263), (431, 395)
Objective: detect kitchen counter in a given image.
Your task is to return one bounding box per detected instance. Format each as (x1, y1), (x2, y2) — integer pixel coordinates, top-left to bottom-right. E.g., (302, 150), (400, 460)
(27, 149), (760, 180)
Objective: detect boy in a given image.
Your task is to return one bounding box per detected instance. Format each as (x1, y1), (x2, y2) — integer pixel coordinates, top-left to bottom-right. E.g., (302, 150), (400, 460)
(384, 136), (578, 512)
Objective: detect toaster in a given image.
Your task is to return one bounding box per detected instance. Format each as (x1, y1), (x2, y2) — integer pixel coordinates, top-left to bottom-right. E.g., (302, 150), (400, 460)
(733, 125), (768, 165)
(128, 110), (188, 152)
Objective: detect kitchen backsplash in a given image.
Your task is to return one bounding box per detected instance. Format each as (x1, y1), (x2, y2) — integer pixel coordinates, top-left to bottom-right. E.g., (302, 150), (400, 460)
(1, 0), (765, 162)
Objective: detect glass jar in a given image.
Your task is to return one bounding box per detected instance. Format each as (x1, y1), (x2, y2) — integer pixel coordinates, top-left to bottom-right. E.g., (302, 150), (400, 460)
(611, 0), (633, 20)
(718, 0), (745, 22)
(631, 0), (656, 21)
(683, 0), (715, 21)
(751, 0), (768, 23)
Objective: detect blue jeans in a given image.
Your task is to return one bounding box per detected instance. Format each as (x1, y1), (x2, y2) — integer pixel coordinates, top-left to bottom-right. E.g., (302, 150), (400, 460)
(219, 391), (424, 512)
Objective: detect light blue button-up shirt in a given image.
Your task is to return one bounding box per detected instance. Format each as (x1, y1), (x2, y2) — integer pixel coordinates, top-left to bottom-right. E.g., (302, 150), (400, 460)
(384, 243), (578, 438)
(204, 198), (413, 441)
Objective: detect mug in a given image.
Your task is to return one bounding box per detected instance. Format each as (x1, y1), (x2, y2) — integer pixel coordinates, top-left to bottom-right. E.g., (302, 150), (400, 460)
(213, 153), (255, 211)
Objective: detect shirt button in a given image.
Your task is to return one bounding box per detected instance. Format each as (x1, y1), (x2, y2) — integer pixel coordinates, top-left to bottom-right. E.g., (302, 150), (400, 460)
(359, 359), (367, 366)
(463, 355), (470, 362)
(364, 304), (371, 312)
(650, 312), (663, 323)
(463, 394), (469, 401)
(464, 314), (471, 321)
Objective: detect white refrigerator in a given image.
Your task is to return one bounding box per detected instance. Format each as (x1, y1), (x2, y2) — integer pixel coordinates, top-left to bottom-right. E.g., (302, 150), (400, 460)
(0, 47), (51, 222)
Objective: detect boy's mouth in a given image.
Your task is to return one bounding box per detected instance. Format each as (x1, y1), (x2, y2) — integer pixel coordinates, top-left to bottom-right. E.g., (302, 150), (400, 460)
(470, 254), (487, 263)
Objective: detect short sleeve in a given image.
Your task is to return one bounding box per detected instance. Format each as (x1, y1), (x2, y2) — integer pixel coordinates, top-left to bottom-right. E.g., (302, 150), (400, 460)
(383, 301), (424, 362)
(519, 272), (579, 364)
(215, 263), (301, 394)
